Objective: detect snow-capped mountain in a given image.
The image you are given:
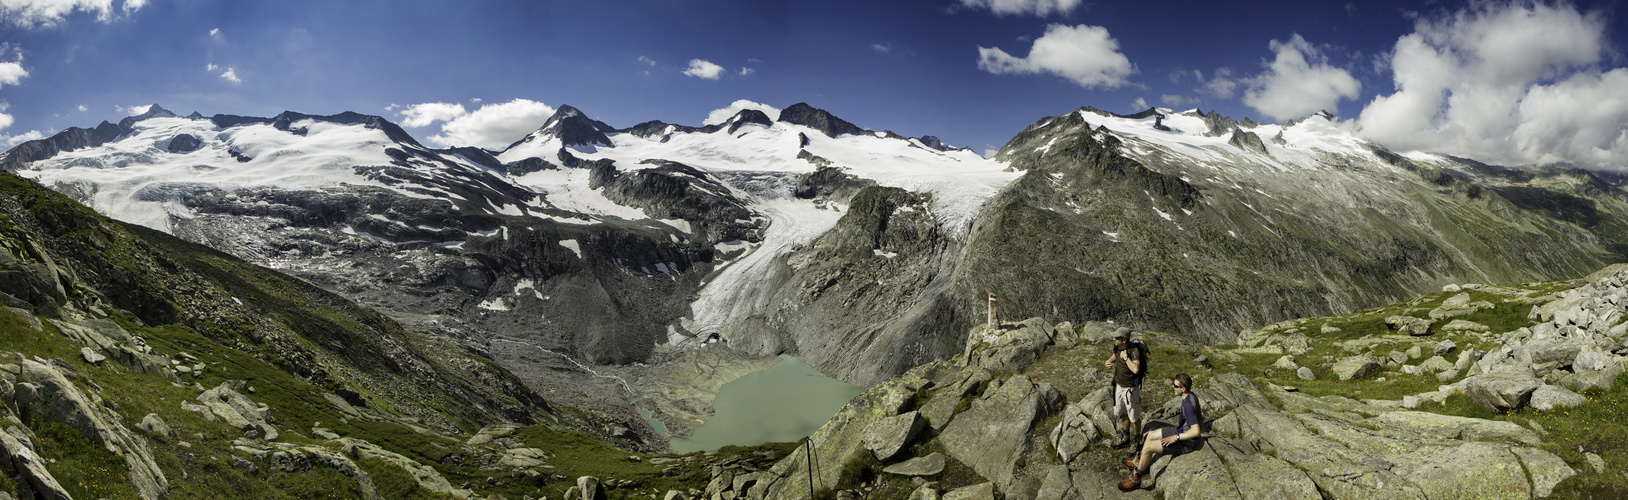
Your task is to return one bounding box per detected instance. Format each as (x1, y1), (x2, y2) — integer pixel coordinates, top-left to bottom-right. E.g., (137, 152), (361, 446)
(5, 101), (1626, 395)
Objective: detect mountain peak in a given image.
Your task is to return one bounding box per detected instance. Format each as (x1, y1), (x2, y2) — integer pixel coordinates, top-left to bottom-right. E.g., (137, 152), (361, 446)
(117, 104), (179, 132)
(528, 104), (613, 148)
(778, 103), (866, 138)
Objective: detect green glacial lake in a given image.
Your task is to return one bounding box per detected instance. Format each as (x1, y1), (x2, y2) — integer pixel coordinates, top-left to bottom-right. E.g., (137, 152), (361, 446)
(667, 355), (863, 453)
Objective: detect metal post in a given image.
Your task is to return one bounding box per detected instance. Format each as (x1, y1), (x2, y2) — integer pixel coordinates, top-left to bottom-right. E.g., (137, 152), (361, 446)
(987, 292), (996, 328)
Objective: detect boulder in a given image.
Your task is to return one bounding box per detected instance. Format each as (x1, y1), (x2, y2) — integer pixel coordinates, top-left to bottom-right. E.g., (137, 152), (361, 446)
(939, 375), (1056, 488)
(1441, 320), (1490, 332)
(1560, 359), (1622, 392)
(1155, 441), (1240, 499)
(1530, 385), (1587, 412)
(1048, 402), (1098, 463)
(1385, 315), (1433, 335)
(1429, 293), (1478, 319)
(197, 381), (278, 440)
(1207, 439), (1321, 499)
(1033, 466), (1076, 500)
(1296, 367), (1315, 380)
(1394, 442), (1534, 499)
(137, 413), (171, 437)
(1435, 340), (1458, 356)
(80, 347), (106, 365)
(1331, 356), (1380, 381)
(1272, 356), (1298, 370)
(1418, 356), (1454, 374)
(862, 411), (923, 461)
(1466, 369), (1542, 412)
(941, 483), (994, 500)
(664, 490), (689, 500)
(883, 453), (946, 477)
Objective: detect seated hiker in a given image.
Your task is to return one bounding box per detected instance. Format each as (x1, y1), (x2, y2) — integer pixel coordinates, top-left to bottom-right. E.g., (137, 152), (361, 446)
(1119, 373), (1203, 491)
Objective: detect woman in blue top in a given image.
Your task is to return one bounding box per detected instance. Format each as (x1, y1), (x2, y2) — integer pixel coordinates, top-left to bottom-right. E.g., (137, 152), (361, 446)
(1120, 373), (1203, 491)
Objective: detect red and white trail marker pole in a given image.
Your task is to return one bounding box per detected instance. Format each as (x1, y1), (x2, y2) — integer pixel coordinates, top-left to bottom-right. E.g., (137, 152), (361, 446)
(987, 292), (997, 329)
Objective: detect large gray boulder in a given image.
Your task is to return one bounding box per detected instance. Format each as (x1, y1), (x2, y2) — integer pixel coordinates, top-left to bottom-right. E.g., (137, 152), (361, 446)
(1418, 355), (1454, 374)
(1386, 315), (1435, 335)
(196, 381), (279, 440)
(1331, 355), (1380, 381)
(1048, 401), (1098, 463)
(939, 375), (1058, 488)
(1530, 385), (1587, 412)
(1466, 369), (1543, 412)
(882, 453), (945, 477)
(862, 411), (923, 461)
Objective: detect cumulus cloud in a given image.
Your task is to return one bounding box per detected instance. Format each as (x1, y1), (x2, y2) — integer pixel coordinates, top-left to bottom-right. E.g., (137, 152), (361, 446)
(1355, 2), (1628, 169)
(209, 27), (219, 37)
(1131, 97), (1149, 111)
(0, 0), (146, 28)
(1240, 34), (1360, 121)
(958, 0), (1082, 17)
(683, 59), (725, 80)
(0, 60), (27, 89)
(396, 102), (466, 128)
(977, 24), (1135, 89)
(218, 67), (241, 84)
(395, 98), (556, 149)
(76, 104), (85, 112)
(205, 63), (218, 72)
(703, 100), (781, 126)
(1161, 94), (1198, 107)
(1, 129), (45, 147)
(739, 67), (754, 76)
(1199, 67), (1238, 98)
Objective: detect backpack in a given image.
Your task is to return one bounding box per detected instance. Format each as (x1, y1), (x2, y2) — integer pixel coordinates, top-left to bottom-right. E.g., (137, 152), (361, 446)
(1127, 338), (1150, 385)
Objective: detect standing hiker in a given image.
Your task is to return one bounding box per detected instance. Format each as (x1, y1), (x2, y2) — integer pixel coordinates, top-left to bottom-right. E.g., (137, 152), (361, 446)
(1102, 327), (1144, 448)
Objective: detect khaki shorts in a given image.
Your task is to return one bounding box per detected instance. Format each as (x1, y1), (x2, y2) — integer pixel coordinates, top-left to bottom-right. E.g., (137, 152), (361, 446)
(1113, 384), (1142, 422)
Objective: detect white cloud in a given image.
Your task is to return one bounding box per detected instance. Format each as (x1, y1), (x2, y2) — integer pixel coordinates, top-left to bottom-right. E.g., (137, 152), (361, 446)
(703, 100), (781, 126)
(209, 27), (219, 37)
(1131, 97), (1149, 110)
(1355, 2), (1628, 169)
(871, 43), (892, 53)
(118, 104), (150, 115)
(637, 55), (656, 66)
(1199, 67), (1238, 98)
(977, 24), (1135, 89)
(0, 0), (145, 28)
(1, 130), (45, 147)
(219, 67), (241, 84)
(397, 98), (556, 149)
(0, 60), (27, 89)
(76, 104), (85, 112)
(958, 0), (1082, 17)
(682, 59), (725, 80)
(396, 102), (466, 128)
(739, 67), (754, 76)
(205, 63), (218, 72)
(1161, 94), (1198, 107)
(1240, 34), (1361, 121)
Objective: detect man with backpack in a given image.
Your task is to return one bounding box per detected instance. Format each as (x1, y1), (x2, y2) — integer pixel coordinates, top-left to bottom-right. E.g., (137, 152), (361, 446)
(1103, 327), (1145, 449)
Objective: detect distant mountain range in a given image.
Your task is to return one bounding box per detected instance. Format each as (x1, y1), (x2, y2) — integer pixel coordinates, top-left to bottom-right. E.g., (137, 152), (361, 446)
(4, 100), (1626, 391)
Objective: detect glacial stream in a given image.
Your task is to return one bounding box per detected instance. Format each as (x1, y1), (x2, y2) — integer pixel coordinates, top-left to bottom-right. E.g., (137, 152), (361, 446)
(662, 355), (863, 453)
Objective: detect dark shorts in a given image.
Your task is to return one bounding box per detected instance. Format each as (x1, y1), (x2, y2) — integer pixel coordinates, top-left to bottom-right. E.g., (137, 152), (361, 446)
(1158, 426), (1203, 455)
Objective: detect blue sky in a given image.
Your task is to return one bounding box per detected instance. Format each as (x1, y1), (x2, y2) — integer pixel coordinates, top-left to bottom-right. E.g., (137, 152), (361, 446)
(2, 0), (1627, 169)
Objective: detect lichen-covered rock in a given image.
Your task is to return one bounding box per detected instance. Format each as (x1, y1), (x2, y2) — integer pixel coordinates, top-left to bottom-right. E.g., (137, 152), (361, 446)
(1386, 315), (1433, 335)
(1048, 401), (1098, 463)
(862, 411), (923, 461)
(1530, 384), (1587, 412)
(0, 427), (71, 500)
(938, 375), (1057, 489)
(337, 437), (468, 498)
(1442, 319), (1490, 332)
(1332, 355), (1380, 381)
(882, 453), (945, 477)
(198, 381), (279, 440)
(1418, 355), (1454, 374)
(941, 482), (994, 500)
(1466, 369), (1543, 412)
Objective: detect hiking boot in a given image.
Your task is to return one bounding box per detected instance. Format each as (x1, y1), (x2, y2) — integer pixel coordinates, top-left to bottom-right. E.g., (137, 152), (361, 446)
(1122, 457), (1138, 470)
(1117, 471), (1143, 491)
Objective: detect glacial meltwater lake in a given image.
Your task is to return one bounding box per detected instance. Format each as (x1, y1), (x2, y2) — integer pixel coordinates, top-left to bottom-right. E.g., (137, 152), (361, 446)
(666, 355), (863, 453)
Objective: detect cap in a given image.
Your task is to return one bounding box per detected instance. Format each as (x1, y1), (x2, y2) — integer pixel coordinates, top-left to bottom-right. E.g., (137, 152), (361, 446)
(1113, 327), (1131, 339)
